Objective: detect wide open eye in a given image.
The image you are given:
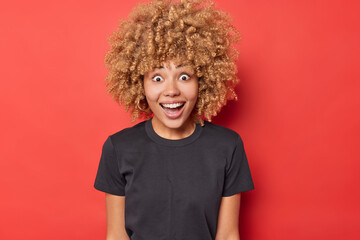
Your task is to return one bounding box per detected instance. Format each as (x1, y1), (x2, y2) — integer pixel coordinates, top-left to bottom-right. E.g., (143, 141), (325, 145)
(179, 74), (190, 81)
(152, 75), (163, 82)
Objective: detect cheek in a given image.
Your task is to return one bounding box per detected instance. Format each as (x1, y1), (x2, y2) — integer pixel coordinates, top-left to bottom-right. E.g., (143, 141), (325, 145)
(185, 82), (198, 100)
(144, 83), (159, 101)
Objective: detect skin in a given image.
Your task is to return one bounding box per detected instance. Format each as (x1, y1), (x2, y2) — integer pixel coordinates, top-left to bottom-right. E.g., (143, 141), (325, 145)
(105, 60), (242, 240)
(105, 194), (128, 240)
(143, 60), (199, 140)
(215, 193), (242, 240)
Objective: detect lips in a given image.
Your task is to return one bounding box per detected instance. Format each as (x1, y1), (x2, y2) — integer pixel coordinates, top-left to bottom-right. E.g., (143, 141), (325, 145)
(160, 102), (185, 109)
(159, 102), (186, 119)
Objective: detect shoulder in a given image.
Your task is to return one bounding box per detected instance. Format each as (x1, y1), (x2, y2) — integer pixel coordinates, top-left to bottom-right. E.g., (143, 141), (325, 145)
(107, 120), (148, 149)
(201, 120), (243, 148)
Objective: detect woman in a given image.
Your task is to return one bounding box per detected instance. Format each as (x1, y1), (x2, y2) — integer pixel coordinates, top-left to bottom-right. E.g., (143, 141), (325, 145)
(94, 0), (255, 239)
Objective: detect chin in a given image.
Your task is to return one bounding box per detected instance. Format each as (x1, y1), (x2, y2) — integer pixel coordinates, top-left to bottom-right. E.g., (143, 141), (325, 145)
(160, 117), (189, 129)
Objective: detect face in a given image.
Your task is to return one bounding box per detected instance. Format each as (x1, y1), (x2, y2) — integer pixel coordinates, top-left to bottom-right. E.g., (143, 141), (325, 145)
(143, 60), (198, 136)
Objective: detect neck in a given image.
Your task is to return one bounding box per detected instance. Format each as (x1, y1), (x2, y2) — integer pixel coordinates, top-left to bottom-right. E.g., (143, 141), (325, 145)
(151, 117), (196, 140)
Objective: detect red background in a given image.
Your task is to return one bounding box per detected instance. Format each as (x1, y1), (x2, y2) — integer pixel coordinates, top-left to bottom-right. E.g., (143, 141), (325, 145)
(1, 0), (359, 239)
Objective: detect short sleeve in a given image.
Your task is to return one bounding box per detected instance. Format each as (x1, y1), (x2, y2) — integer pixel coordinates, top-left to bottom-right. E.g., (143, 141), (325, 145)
(222, 135), (255, 197)
(94, 136), (126, 196)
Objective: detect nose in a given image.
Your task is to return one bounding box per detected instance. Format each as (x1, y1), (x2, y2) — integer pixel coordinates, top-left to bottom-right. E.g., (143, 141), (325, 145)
(163, 78), (180, 97)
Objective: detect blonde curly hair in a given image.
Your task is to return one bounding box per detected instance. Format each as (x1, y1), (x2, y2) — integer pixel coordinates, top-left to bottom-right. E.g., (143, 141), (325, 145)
(104, 0), (240, 126)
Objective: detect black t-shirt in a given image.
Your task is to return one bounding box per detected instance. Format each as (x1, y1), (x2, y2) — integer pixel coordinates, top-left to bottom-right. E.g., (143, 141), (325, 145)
(94, 117), (254, 240)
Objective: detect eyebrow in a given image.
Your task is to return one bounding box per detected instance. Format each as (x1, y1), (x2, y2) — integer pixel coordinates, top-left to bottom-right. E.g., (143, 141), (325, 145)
(156, 64), (184, 69)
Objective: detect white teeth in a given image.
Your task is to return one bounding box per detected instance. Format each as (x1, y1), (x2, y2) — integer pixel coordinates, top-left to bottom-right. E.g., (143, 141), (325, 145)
(161, 102), (184, 108)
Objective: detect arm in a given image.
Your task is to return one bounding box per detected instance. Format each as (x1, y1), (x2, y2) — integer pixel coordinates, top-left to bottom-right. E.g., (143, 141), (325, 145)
(105, 193), (130, 240)
(215, 193), (241, 240)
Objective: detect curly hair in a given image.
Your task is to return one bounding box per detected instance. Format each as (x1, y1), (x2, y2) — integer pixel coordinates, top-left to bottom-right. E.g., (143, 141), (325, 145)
(104, 0), (240, 126)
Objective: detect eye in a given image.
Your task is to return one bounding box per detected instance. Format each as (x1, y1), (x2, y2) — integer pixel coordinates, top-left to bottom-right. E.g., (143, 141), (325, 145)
(152, 75), (163, 82)
(179, 73), (190, 81)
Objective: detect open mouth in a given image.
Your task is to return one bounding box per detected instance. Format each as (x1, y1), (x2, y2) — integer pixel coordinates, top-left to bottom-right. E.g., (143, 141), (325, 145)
(160, 102), (185, 110)
(159, 102), (186, 118)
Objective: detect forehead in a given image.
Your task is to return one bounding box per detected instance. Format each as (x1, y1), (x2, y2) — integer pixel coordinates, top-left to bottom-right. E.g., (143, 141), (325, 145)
(148, 60), (193, 73)
(142, 58), (196, 77)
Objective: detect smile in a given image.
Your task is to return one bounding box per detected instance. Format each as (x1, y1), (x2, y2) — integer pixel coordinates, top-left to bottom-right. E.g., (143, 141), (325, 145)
(160, 102), (185, 108)
(159, 102), (186, 119)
